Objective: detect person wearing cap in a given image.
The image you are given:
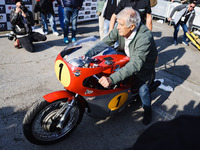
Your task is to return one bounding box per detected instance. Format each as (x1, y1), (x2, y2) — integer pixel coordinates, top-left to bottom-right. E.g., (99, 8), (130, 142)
(10, 0), (47, 52)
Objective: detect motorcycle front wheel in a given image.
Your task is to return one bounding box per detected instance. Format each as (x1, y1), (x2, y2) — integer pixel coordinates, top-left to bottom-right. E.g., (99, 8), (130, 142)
(23, 99), (84, 145)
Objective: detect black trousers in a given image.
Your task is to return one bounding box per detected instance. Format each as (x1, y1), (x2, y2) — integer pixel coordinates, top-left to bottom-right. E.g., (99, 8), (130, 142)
(18, 32), (47, 52)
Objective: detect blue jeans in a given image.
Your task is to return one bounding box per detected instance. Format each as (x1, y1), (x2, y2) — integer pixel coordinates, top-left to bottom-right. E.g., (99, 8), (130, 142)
(104, 19), (117, 38)
(104, 19), (110, 38)
(41, 13), (57, 33)
(58, 5), (65, 30)
(174, 23), (188, 42)
(63, 7), (79, 38)
(138, 80), (151, 108)
(104, 19), (118, 48)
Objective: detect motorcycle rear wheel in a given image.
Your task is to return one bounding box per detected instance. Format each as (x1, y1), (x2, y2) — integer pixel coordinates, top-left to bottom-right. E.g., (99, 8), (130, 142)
(23, 99), (84, 145)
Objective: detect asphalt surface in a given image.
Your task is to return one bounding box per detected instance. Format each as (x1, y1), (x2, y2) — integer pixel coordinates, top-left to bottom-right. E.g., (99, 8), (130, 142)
(1, 20), (200, 150)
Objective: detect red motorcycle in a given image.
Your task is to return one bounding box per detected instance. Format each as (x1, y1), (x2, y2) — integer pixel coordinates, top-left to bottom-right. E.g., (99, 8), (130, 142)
(23, 36), (160, 145)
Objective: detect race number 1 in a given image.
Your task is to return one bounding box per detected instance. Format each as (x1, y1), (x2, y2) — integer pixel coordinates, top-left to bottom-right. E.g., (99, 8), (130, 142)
(108, 93), (128, 111)
(55, 60), (71, 87)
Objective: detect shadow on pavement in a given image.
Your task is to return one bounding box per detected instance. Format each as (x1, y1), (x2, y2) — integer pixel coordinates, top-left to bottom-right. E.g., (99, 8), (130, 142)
(153, 65), (191, 116)
(126, 101), (200, 150)
(0, 106), (27, 149)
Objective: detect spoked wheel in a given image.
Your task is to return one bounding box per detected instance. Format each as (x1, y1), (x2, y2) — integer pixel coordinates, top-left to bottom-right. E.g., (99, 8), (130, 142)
(23, 99), (84, 145)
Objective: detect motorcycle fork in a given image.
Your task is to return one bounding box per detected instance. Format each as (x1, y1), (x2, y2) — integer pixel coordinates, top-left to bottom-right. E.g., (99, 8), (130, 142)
(53, 94), (78, 129)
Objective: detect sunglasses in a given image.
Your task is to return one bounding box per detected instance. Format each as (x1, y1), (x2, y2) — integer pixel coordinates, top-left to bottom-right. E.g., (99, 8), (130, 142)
(190, 6), (195, 8)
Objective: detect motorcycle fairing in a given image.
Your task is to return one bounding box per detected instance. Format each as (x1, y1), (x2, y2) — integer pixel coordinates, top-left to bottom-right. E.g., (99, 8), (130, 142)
(84, 89), (133, 119)
(55, 43), (131, 95)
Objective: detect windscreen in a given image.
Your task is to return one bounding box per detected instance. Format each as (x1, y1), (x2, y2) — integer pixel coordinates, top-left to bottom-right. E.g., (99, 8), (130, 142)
(62, 36), (117, 67)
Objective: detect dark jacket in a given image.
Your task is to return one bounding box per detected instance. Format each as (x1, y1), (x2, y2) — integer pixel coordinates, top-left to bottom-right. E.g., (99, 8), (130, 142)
(114, 0), (151, 24)
(10, 8), (35, 36)
(34, 0), (55, 15)
(102, 24), (157, 84)
(63, 0), (84, 8)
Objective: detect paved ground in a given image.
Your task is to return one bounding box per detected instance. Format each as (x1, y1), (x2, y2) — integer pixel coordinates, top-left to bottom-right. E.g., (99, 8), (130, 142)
(0, 20), (200, 150)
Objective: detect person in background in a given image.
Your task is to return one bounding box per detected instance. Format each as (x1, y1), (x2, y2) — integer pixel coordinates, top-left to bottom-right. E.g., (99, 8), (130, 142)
(10, 0), (47, 52)
(99, 7), (158, 125)
(97, 0), (106, 40)
(34, 0), (59, 36)
(101, 0), (121, 37)
(57, 0), (65, 31)
(168, 0), (196, 46)
(62, 0), (84, 44)
(108, 0), (152, 34)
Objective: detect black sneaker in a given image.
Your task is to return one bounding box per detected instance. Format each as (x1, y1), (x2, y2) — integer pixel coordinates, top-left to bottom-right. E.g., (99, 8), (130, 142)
(142, 109), (152, 125)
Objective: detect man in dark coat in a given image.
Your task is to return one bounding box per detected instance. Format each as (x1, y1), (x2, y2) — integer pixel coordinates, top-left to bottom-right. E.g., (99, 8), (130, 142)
(34, 0), (59, 35)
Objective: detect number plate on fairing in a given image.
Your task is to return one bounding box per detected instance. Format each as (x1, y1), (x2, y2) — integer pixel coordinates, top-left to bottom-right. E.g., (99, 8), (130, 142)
(108, 93), (128, 111)
(55, 60), (71, 87)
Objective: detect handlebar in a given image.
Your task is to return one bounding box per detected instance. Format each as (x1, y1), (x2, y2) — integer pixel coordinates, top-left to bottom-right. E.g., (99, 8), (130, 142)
(93, 75), (100, 80)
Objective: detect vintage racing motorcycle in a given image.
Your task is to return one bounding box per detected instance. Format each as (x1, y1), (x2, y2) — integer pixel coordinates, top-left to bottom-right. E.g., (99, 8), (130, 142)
(23, 36), (160, 145)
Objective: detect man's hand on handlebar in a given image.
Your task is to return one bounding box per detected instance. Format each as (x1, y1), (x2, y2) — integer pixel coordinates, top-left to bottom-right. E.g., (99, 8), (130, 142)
(99, 76), (112, 88)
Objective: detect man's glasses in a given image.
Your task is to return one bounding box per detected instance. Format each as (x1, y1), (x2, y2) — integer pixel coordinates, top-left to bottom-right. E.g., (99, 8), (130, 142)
(190, 6), (195, 8)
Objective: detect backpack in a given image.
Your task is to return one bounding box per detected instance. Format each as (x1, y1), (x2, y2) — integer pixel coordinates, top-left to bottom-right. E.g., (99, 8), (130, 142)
(150, 0), (157, 7)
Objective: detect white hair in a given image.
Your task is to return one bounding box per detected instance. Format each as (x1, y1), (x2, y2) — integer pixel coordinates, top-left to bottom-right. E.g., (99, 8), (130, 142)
(116, 7), (141, 29)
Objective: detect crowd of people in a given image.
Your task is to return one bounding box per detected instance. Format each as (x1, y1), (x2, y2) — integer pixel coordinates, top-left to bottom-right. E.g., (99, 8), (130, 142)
(10, 0), (199, 125)
(10, 0), (84, 51)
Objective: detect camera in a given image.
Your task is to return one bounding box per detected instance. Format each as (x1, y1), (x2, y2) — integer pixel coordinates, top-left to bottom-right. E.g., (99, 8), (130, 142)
(20, 0), (28, 13)
(8, 31), (16, 41)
